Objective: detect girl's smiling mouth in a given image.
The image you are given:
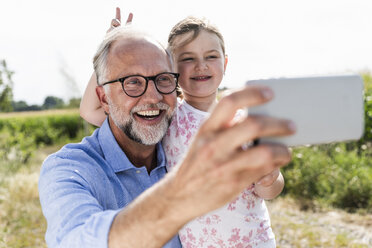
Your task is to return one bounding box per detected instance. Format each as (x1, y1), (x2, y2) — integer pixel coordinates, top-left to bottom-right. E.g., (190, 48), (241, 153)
(191, 75), (212, 81)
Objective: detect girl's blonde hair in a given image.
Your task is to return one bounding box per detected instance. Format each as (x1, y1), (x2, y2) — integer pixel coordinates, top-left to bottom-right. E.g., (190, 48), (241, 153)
(168, 16), (225, 55)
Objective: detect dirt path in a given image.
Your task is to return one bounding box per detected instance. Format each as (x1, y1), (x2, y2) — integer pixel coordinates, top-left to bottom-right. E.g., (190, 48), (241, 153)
(267, 198), (372, 247)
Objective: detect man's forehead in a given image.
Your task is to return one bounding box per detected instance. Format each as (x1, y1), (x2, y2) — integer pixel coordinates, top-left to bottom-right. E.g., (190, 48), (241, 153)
(106, 36), (172, 76)
(110, 37), (167, 59)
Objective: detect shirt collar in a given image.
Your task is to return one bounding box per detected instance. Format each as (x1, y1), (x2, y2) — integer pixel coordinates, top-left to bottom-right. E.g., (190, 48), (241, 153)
(98, 118), (167, 173)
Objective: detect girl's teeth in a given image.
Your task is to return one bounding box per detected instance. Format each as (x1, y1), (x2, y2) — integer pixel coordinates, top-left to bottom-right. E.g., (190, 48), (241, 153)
(194, 76), (210, 80)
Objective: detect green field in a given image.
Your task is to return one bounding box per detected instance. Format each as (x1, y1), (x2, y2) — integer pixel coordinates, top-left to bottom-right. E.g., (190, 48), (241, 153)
(0, 109), (94, 247)
(0, 147), (50, 248)
(0, 146), (370, 247)
(0, 109), (80, 119)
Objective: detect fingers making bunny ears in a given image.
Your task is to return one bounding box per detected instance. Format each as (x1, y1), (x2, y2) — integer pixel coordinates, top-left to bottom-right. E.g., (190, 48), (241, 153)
(108, 7), (133, 32)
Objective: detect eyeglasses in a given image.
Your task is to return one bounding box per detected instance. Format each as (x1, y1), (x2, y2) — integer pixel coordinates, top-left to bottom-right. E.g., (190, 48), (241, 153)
(101, 72), (180, 98)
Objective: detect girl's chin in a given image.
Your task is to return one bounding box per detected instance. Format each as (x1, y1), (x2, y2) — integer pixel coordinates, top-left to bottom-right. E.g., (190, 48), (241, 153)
(183, 91), (218, 99)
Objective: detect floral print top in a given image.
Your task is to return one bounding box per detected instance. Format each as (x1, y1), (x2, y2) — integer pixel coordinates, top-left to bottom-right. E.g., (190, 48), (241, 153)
(162, 100), (276, 248)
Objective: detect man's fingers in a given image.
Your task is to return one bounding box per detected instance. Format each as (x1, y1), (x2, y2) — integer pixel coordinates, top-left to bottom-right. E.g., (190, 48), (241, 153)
(207, 144), (290, 184)
(199, 116), (295, 162)
(229, 115), (295, 150)
(222, 144), (291, 186)
(202, 85), (274, 133)
(244, 116), (296, 139)
(232, 144), (291, 172)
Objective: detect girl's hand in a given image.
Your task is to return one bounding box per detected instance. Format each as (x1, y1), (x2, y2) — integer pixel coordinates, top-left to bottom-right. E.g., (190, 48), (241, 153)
(256, 168), (280, 187)
(107, 7), (133, 33)
(254, 169), (285, 200)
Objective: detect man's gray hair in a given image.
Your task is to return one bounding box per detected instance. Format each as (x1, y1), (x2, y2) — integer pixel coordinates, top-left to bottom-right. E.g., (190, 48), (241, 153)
(93, 26), (173, 87)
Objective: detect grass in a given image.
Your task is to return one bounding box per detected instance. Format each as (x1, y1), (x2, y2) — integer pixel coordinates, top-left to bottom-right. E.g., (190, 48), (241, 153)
(0, 147), (371, 247)
(0, 147), (58, 248)
(267, 197), (372, 247)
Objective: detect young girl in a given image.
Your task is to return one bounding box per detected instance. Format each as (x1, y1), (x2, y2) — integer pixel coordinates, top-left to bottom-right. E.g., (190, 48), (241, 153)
(80, 9), (284, 248)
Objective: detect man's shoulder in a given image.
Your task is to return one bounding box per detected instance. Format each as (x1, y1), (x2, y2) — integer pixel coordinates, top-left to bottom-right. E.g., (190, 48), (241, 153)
(41, 133), (106, 177)
(59, 136), (102, 160)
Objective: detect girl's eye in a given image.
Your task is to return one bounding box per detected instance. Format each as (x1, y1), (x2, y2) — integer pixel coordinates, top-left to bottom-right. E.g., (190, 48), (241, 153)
(206, 55), (218, 59)
(181, 57), (194, 62)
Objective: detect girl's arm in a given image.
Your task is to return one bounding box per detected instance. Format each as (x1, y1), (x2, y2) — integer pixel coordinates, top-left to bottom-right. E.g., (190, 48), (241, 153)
(253, 169), (285, 200)
(79, 7), (133, 126)
(80, 72), (106, 126)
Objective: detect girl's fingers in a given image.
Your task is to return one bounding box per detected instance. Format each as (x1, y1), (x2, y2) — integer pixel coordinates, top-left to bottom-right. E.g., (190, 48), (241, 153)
(111, 18), (121, 27)
(126, 13), (133, 24)
(108, 8), (132, 33)
(256, 169), (280, 186)
(115, 7), (121, 22)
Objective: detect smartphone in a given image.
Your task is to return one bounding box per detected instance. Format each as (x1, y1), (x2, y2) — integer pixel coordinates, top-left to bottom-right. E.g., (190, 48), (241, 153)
(246, 74), (365, 147)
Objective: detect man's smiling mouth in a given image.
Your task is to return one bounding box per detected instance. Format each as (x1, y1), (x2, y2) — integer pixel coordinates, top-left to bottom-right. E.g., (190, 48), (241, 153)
(135, 110), (162, 120)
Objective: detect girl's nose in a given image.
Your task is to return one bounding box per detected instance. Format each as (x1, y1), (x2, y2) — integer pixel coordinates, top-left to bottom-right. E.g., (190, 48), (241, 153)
(195, 60), (208, 71)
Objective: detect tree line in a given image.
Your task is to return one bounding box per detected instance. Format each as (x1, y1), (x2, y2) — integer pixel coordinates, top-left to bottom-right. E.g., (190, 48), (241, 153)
(0, 59), (80, 112)
(12, 96), (81, 112)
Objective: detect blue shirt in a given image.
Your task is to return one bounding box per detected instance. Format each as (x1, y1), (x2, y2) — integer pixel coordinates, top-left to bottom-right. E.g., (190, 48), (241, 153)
(39, 119), (181, 248)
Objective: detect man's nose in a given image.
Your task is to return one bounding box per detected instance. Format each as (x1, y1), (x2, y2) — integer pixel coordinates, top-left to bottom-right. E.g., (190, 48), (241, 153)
(141, 80), (163, 103)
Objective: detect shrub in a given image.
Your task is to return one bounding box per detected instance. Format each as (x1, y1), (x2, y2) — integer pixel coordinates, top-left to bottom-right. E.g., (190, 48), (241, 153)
(283, 144), (372, 212)
(282, 72), (372, 212)
(0, 111), (96, 173)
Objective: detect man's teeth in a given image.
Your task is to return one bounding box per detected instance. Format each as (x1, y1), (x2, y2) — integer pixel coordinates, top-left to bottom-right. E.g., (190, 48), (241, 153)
(136, 110), (160, 117)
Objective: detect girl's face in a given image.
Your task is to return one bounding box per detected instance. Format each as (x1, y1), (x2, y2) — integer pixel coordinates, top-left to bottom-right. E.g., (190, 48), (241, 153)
(173, 30), (227, 100)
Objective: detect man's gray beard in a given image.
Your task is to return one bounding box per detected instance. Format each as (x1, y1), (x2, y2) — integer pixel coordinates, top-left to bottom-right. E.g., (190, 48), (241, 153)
(108, 101), (174, 146)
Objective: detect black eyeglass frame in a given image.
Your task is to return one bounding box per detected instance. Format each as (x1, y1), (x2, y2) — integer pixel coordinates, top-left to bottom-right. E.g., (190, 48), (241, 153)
(101, 72), (180, 98)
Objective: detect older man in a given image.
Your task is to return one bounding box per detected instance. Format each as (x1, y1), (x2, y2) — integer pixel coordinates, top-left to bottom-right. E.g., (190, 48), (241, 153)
(39, 26), (294, 248)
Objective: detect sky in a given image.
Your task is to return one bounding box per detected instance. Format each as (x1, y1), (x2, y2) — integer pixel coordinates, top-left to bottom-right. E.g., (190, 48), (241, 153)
(0, 0), (371, 105)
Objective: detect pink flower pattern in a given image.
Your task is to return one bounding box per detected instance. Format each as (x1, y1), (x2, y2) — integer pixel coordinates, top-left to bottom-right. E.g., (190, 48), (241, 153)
(163, 100), (276, 247)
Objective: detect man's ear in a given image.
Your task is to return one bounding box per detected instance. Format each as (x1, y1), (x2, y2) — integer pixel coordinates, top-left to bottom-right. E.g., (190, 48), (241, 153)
(96, 86), (110, 115)
(224, 54), (228, 73)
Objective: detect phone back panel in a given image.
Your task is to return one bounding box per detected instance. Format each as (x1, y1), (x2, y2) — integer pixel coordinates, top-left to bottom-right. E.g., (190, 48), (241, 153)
(246, 75), (365, 146)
